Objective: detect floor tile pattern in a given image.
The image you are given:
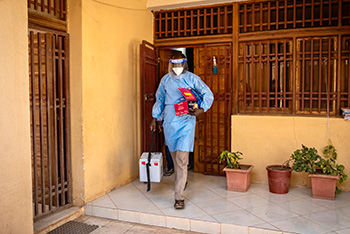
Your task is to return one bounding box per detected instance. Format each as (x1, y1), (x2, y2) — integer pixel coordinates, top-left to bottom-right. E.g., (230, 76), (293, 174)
(86, 171), (350, 234)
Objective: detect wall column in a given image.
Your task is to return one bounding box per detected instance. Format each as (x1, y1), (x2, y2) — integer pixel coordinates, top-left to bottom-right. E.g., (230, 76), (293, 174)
(0, 0), (34, 233)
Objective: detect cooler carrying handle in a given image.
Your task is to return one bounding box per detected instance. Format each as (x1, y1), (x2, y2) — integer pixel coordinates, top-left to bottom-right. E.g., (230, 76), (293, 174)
(146, 131), (155, 191)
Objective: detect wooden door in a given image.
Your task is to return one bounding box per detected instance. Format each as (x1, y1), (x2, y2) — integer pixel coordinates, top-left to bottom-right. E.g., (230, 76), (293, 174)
(157, 49), (177, 155)
(194, 44), (232, 175)
(140, 41), (161, 152)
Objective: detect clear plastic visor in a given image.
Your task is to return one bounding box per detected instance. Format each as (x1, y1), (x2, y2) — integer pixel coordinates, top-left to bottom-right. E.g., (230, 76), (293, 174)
(169, 58), (186, 68)
(168, 58), (188, 76)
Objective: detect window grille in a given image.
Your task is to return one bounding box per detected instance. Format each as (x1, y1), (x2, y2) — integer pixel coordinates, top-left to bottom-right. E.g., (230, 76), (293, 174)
(296, 37), (337, 115)
(154, 4), (233, 39)
(341, 36), (350, 109)
(28, 0), (66, 20)
(342, 0), (350, 26)
(239, 0), (341, 33)
(238, 40), (293, 113)
(29, 30), (71, 219)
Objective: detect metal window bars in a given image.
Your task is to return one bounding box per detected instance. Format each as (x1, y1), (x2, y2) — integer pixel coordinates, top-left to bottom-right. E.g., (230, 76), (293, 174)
(238, 37), (346, 115)
(239, 0), (342, 33)
(342, 0), (350, 26)
(296, 37), (338, 115)
(154, 4), (233, 39)
(28, 0), (66, 20)
(29, 30), (71, 219)
(340, 36), (350, 109)
(238, 40), (293, 114)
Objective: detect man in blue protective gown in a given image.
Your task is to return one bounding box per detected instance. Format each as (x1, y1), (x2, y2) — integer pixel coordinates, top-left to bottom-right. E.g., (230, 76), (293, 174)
(150, 52), (214, 209)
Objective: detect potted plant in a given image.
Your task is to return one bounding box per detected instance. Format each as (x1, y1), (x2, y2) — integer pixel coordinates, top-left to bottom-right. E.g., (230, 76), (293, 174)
(291, 144), (321, 173)
(291, 141), (348, 200)
(266, 159), (293, 194)
(219, 150), (253, 192)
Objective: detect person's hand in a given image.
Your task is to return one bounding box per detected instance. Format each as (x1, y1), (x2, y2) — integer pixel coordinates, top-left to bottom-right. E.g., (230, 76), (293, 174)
(158, 121), (163, 132)
(188, 108), (204, 117)
(150, 118), (157, 132)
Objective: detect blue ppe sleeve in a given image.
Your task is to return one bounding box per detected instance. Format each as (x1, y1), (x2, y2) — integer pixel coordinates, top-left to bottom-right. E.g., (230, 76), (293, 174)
(152, 78), (166, 119)
(157, 112), (164, 122)
(192, 77), (214, 112)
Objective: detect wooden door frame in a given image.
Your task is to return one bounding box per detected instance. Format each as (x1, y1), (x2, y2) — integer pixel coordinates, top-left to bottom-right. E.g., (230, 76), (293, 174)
(154, 2), (239, 114)
(153, 3), (239, 173)
(157, 41), (234, 175)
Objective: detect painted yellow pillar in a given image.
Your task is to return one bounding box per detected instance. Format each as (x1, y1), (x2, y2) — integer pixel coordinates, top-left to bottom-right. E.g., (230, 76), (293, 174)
(0, 0), (34, 233)
(79, 0), (153, 202)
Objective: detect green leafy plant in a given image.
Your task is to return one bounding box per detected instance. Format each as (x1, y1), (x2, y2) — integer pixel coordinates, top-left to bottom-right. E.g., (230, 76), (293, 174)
(320, 142), (348, 193)
(219, 150), (243, 169)
(291, 142), (348, 193)
(291, 145), (321, 173)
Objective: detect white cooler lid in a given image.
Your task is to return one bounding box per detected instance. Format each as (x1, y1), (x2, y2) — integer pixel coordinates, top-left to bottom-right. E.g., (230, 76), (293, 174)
(140, 152), (162, 160)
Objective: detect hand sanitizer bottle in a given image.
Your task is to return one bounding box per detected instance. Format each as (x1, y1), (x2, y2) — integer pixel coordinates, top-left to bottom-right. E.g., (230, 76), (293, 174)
(213, 56), (218, 74)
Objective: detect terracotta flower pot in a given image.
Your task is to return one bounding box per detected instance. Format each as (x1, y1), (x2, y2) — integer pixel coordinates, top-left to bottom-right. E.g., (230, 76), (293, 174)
(309, 173), (340, 200)
(266, 165), (292, 194)
(223, 164), (253, 192)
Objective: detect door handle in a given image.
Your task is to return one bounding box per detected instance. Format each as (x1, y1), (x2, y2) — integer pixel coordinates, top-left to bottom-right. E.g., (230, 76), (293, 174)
(144, 94), (155, 101)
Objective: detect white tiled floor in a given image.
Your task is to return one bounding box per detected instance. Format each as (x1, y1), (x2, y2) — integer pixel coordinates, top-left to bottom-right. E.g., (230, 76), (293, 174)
(75, 215), (202, 234)
(85, 171), (350, 234)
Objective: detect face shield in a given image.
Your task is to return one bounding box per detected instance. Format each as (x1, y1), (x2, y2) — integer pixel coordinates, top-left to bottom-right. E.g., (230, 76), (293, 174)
(169, 58), (188, 76)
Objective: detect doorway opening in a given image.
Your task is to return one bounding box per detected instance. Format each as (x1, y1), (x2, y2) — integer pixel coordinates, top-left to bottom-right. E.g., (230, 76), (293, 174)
(158, 47), (196, 172)
(158, 44), (232, 175)
(140, 41), (232, 176)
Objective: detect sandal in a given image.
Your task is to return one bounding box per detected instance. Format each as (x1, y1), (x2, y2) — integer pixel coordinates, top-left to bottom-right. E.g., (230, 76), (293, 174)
(163, 168), (174, 176)
(174, 200), (185, 209)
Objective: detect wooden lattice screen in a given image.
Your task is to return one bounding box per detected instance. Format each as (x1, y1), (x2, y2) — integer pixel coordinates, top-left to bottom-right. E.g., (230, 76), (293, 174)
(238, 0), (349, 33)
(29, 30), (71, 219)
(342, 0), (350, 26)
(28, 0), (66, 20)
(341, 36), (350, 109)
(296, 37), (338, 115)
(238, 40), (293, 113)
(154, 4), (233, 39)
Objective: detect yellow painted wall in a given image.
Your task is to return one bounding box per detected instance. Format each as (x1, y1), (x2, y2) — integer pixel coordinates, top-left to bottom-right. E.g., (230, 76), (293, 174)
(0, 0), (34, 233)
(232, 115), (350, 191)
(68, 0), (85, 206)
(81, 0), (153, 202)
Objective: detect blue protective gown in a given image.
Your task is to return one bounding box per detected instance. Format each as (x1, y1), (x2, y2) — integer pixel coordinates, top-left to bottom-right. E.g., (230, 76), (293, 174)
(152, 71), (214, 152)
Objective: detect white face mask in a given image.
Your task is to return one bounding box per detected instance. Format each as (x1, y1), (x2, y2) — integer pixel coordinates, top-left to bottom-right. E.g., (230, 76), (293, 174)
(173, 67), (184, 76)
